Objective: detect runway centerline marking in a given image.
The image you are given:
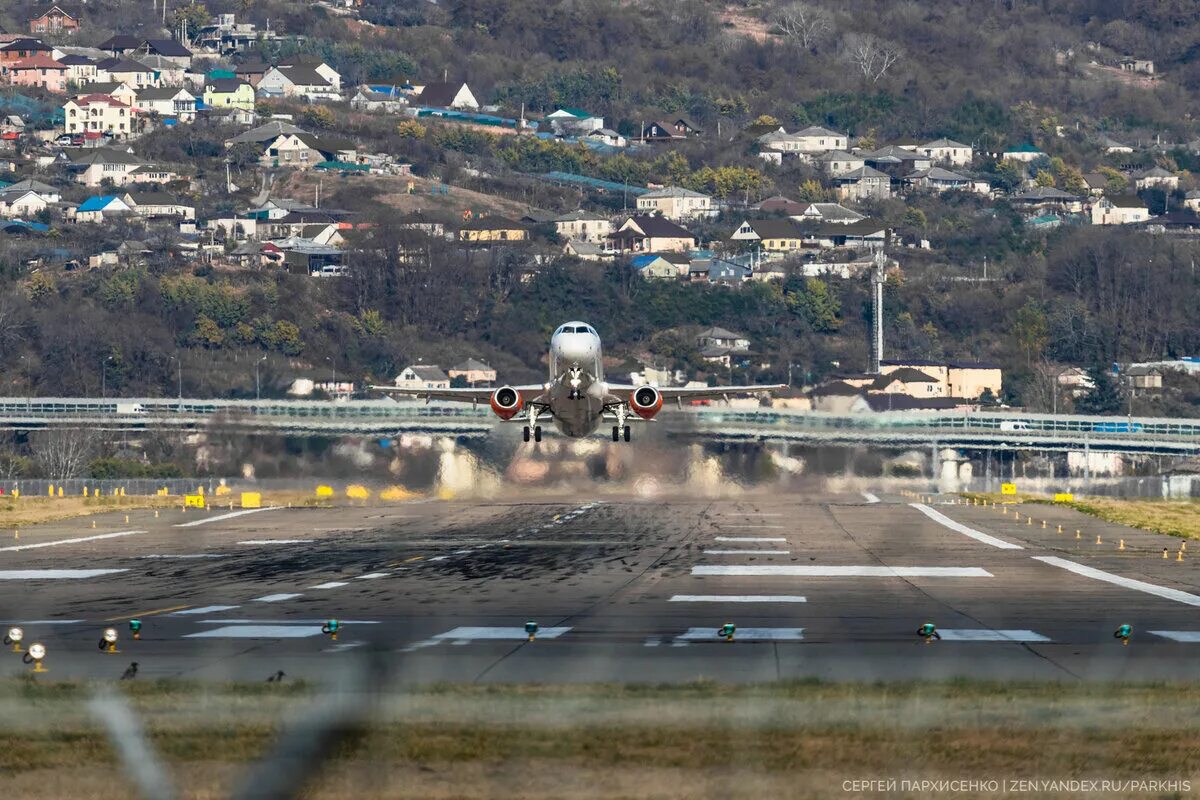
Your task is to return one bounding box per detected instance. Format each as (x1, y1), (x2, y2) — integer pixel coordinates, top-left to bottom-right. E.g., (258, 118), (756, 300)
(1149, 631), (1200, 642)
(0, 530), (145, 553)
(174, 507), (281, 528)
(911, 504), (1023, 550)
(704, 549), (791, 555)
(938, 629), (1050, 642)
(185, 625), (322, 639)
(253, 593), (303, 603)
(309, 581), (349, 590)
(670, 595), (806, 603)
(1033, 556), (1200, 607)
(692, 566), (993, 577)
(355, 572), (389, 580)
(104, 604), (192, 622)
(862, 492), (880, 504)
(238, 539), (311, 545)
(0, 569), (129, 579)
(713, 536), (786, 542)
(676, 627), (803, 642)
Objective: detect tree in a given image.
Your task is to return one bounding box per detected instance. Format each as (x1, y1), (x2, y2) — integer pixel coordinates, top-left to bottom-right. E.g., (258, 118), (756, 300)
(174, 2), (210, 41)
(31, 429), (97, 481)
(773, 2), (833, 50)
(301, 106), (336, 129)
(1075, 367), (1122, 414)
(842, 33), (902, 83)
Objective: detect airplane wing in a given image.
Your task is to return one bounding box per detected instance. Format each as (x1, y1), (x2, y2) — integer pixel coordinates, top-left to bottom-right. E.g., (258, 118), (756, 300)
(606, 384), (787, 404)
(368, 384), (546, 404)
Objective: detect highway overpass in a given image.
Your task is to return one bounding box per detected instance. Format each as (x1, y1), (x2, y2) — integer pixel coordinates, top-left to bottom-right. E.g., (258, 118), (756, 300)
(1, 397), (1198, 455)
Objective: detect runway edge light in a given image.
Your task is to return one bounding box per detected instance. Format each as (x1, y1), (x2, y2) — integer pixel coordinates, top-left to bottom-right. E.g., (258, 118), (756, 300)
(23, 643), (46, 672)
(1114, 624), (1132, 646)
(129, 619), (142, 640)
(4, 626), (23, 652)
(918, 622), (940, 643)
(525, 621), (539, 642)
(321, 620), (340, 641)
(100, 627), (119, 654)
(719, 622), (736, 642)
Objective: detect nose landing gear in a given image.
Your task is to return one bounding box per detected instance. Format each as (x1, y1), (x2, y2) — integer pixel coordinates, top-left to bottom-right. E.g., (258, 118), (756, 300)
(523, 406), (542, 443)
(610, 425), (630, 442)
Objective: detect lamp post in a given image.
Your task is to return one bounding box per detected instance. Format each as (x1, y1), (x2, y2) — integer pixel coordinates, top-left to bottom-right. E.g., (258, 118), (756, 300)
(255, 355), (267, 401)
(325, 356), (337, 399)
(101, 355), (114, 398)
(168, 354), (182, 411)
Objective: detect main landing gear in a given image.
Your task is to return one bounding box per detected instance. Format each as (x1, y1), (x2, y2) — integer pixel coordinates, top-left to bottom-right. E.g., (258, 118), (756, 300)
(611, 425), (630, 442)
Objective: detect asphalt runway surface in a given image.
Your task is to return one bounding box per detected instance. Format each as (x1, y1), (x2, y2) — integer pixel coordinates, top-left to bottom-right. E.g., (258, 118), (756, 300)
(3, 489), (1200, 683)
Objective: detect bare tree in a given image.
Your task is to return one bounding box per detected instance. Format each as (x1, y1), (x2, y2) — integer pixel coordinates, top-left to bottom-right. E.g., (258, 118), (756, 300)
(31, 429), (98, 481)
(774, 2), (834, 49)
(842, 32), (903, 82)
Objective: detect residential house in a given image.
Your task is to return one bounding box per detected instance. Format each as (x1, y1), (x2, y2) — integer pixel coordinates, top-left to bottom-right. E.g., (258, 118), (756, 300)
(870, 367), (945, 397)
(63, 93), (135, 138)
(1142, 210), (1200, 235)
(194, 13), (281, 54)
(553, 210), (611, 243)
(834, 166), (892, 201)
(607, 215), (697, 254)
(639, 120), (684, 142)
(139, 39), (192, 68)
(135, 86), (195, 121)
(73, 193), (132, 222)
(635, 186), (715, 221)
(729, 218), (805, 253)
(76, 80), (136, 102)
(96, 57), (156, 87)
(277, 54), (341, 91)
(235, 62), (270, 87)
(264, 237), (345, 275)
(920, 138), (973, 166)
(1090, 194), (1150, 225)
(414, 81), (477, 110)
(0, 39), (59, 63)
(585, 128), (626, 147)
(1002, 143), (1044, 162)
(562, 239), (607, 261)
(57, 53), (95, 83)
(349, 86), (406, 113)
(1125, 365), (1163, 390)
(203, 78), (255, 110)
(1082, 172), (1110, 196)
(756, 195), (807, 216)
(1134, 166), (1178, 191)
(135, 54), (186, 86)
(29, 5), (80, 34)
(259, 132), (357, 168)
(1010, 187), (1085, 214)
(0, 188), (53, 218)
(1119, 57), (1154, 75)
(394, 365), (450, 390)
(97, 34), (141, 55)
(459, 216), (528, 242)
(880, 359), (1002, 399)
(904, 167), (975, 193)
(759, 125), (848, 155)
(546, 107), (604, 135)
(447, 359), (496, 386)
(4, 179), (60, 202)
(225, 119), (305, 147)
(125, 191), (194, 220)
(665, 116), (701, 137)
(632, 253), (687, 279)
(257, 65), (340, 101)
(696, 326), (750, 363)
(862, 145), (931, 175)
(4, 55), (68, 92)
(790, 202), (865, 225)
(1184, 190), (1200, 213)
(814, 150), (865, 176)
(60, 146), (147, 186)
(1098, 135), (1133, 154)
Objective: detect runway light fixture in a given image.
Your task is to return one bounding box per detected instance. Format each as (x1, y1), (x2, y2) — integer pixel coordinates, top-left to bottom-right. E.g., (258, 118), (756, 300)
(4, 626), (23, 652)
(718, 622), (736, 642)
(99, 627), (120, 654)
(525, 621), (539, 642)
(1114, 624), (1132, 646)
(23, 643), (46, 672)
(918, 622), (940, 643)
(129, 619), (142, 640)
(321, 620), (340, 641)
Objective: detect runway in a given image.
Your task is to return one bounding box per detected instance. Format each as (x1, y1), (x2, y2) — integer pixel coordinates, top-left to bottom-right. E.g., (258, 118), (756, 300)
(3, 489), (1200, 683)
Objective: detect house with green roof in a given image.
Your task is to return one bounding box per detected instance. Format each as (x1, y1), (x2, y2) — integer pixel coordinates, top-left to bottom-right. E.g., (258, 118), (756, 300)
(1002, 143), (1045, 162)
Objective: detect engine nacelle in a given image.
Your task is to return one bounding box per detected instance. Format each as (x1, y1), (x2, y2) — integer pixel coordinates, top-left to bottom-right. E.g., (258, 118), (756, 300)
(489, 386), (523, 420)
(630, 386), (663, 419)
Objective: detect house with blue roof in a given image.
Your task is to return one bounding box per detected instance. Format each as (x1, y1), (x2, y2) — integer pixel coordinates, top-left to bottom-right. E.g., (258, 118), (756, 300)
(75, 194), (132, 223)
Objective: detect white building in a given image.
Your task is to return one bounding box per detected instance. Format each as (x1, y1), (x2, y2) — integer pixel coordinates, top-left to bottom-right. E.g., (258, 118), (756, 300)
(394, 365), (450, 390)
(635, 186), (716, 221)
(63, 94), (136, 138)
(920, 138), (973, 166)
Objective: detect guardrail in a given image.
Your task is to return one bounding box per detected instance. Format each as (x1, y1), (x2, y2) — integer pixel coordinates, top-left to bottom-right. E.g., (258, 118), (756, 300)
(1, 398), (1198, 454)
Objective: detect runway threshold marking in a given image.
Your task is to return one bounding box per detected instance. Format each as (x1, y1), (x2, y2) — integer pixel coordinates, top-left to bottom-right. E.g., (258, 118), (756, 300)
(1032, 556), (1200, 607)
(937, 629), (1050, 642)
(692, 565), (993, 577)
(911, 504), (1023, 550)
(104, 604), (192, 622)
(669, 595), (806, 603)
(356, 572), (389, 579)
(253, 593), (303, 603)
(676, 627), (803, 642)
(237, 539), (312, 545)
(174, 507), (281, 528)
(0, 529), (145, 553)
(0, 569), (129, 579)
(1149, 631), (1200, 642)
(309, 581), (349, 589)
(171, 605), (239, 616)
(713, 536), (786, 542)
(704, 549), (791, 555)
(862, 492), (881, 503)
(185, 625), (322, 639)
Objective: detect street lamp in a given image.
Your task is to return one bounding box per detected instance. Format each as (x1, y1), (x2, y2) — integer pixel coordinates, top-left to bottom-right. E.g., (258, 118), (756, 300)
(168, 354), (182, 410)
(101, 355), (114, 398)
(325, 356), (337, 399)
(255, 355), (267, 401)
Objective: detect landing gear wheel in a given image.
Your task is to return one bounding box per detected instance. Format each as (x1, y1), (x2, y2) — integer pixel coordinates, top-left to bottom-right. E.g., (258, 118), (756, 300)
(612, 426), (620, 442)
(523, 426), (531, 442)
(623, 425), (631, 442)
(533, 426), (542, 443)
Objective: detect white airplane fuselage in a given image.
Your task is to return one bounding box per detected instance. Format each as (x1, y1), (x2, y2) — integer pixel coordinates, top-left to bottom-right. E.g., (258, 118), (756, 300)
(546, 321), (608, 437)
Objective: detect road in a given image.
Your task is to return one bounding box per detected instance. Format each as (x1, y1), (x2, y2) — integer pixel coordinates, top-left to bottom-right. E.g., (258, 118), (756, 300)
(2, 490), (1199, 683)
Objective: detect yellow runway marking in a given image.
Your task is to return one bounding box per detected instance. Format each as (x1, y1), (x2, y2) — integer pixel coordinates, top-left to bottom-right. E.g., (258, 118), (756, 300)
(403, 555), (424, 563)
(104, 604), (191, 622)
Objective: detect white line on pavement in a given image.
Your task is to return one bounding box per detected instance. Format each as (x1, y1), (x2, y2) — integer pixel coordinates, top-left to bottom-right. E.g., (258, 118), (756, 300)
(1, 620), (83, 625)
(704, 549), (790, 555)
(937, 629), (1050, 642)
(911, 504), (1023, 550)
(862, 492), (880, 503)
(195, 619), (380, 624)
(0, 569), (129, 579)
(0, 530), (145, 553)
(253, 593), (303, 603)
(237, 539), (311, 545)
(186, 625), (322, 639)
(138, 554), (227, 559)
(692, 565), (993, 577)
(669, 595), (807, 603)
(309, 581), (349, 589)
(171, 605), (239, 615)
(677, 627), (804, 642)
(1032, 556), (1200, 607)
(720, 525), (784, 529)
(355, 572), (389, 580)
(174, 507), (281, 528)
(713, 536), (787, 542)
(1149, 631), (1200, 642)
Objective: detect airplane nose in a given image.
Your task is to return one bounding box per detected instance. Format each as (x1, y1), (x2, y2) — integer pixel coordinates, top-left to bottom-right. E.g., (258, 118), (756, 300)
(558, 336), (595, 364)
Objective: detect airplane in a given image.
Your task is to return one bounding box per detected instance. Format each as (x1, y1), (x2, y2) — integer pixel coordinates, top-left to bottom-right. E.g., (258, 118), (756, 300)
(371, 321), (785, 442)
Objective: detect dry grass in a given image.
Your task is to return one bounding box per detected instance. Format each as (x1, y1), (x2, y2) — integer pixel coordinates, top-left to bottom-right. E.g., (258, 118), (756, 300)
(0, 496), (180, 528)
(2, 680), (1199, 798)
(1058, 498), (1200, 541)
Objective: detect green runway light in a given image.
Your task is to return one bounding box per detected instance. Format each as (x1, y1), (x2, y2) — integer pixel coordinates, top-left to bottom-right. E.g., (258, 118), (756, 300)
(525, 621), (539, 641)
(918, 622), (940, 643)
(719, 622), (736, 641)
(321, 620), (340, 641)
(129, 619), (142, 640)
(1114, 624), (1133, 645)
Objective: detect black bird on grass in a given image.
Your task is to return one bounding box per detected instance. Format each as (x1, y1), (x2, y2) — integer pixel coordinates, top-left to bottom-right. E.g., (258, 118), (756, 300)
(267, 670), (285, 683)
(120, 662), (138, 680)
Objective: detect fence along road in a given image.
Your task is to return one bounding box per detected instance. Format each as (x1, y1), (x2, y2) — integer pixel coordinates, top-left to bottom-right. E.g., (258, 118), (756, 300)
(0, 397), (1198, 455)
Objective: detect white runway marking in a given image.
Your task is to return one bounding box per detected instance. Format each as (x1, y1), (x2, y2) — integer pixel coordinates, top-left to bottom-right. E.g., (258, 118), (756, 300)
(324, 642), (364, 652)
(670, 595), (806, 603)
(195, 619), (380, 624)
(237, 539), (311, 545)
(1, 620), (83, 625)
(0, 569), (128, 579)
(253, 593), (303, 603)
(737, 513), (783, 517)
(138, 554), (227, 559)
(692, 565), (993, 577)
(1033, 556), (1200, 607)
(1149, 631), (1200, 643)
(911, 504), (1023, 549)
(433, 626), (572, 644)
(0, 530), (144, 553)
(355, 572), (389, 580)
(862, 492), (880, 504)
(937, 629), (1050, 642)
(713, 536), (787, 542)
(174, 507), (280, 528)
(171, 605), (239, 616)
(720, 525), (784, 529)
(309, 581), (349, 590)
(676, 627), (804, 642)
(704, 549), (790, 555)
(185, 625), (322, 639)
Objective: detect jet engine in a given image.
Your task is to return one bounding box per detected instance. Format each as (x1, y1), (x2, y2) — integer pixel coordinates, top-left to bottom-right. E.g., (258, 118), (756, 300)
(629, 385), (663, 419)
(490, 386), (523, 419)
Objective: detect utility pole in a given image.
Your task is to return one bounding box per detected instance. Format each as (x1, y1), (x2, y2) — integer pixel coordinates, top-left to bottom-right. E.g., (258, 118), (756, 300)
(255, 355), (267, 401)
(870, 248), (886, 373)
